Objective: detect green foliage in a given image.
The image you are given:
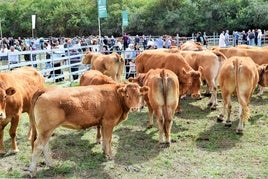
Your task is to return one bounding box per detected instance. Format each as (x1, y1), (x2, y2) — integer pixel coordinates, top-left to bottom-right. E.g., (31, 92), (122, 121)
(0, 0), (267, 37)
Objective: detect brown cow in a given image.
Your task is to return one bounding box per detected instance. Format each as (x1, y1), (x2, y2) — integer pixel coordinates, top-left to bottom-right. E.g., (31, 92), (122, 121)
(82, 51), (124, 82)
(79, 70), (116, 86)
(212, 47), (268, 95)
(181, 50), (223, 110)
(217, 56), (259, 134)
(79, 69), (117, 143)
(180, 40), (204, 51)
(135, 49), (202, 99)
(28, 83), (149, 177)
(0, 66), (45, 154)
(130, 69), (179, 146)
(257, 64), (268, 95)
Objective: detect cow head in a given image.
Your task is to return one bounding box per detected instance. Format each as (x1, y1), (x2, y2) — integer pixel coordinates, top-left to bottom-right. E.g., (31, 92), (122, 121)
(128, 73), (146, 87)
(82, 51), (93, 64)
(258, 64), (268, 87)
(181, 67), (202, 99)
(0, 82), (16, 120)
(114, 53), (124, 63)
(117, 83), (149, 112)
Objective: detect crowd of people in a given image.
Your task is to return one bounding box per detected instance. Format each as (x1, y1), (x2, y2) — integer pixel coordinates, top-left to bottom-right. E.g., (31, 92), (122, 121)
(0, 30), (266, 81)
(219, 29), (263, 47)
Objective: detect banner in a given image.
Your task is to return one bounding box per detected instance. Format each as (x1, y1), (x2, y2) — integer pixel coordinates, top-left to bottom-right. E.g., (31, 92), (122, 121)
(122, 11), (128, 26)
(32, 15), (36, 29)
(98, 0), (107, 18)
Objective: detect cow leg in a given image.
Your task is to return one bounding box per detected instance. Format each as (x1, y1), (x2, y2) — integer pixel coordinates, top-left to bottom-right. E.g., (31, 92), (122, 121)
(10, 116), (20, 153)
(207, 83), (218, 110)
(155, 109), (165, 144)
(96, 125), (101, 144)
(217, 92), (232, 126)
(156, 117), (165, 144)
(257, 85), (265, 96)
(43, 141), (53, 167)
(29, 132), (52, 177)
(164, 117), (173, 146)
(0, 120), (9, 154)
(101, 125), (114, 159)
(225, 102), (232, 127)
(147, 104), (154, 128)
(236, 96), (250, 134)
(0, 128), (5, 154)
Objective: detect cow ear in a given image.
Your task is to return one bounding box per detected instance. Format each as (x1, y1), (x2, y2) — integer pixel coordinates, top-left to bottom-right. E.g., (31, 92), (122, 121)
(140, 86), (149, 95)
(265, 64), (268, 72)
(128, 77), (137, 83)
(6, 87), (16, 96)
(117, 87), (126, 96)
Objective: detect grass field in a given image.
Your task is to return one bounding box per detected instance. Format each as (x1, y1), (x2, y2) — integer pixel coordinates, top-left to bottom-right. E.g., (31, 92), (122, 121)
(0, 86), (268, 178)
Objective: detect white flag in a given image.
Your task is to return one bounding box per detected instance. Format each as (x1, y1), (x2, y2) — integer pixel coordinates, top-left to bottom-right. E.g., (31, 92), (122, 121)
(32, 15), (36, 29)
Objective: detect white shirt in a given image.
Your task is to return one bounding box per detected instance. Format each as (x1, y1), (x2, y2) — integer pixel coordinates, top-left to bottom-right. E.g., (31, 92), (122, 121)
(8, 49), (20, 63)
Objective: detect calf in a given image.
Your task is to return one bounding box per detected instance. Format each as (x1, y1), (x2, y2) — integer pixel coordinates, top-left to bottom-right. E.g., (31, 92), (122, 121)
(217, 56), (259, 134)
(181, 50), (223, 110)
(129, 69), (179, 146)
(82, 51), (124, 82)
(79, 69), (117, 143)
(79, 70), (116, 86)
(28, 83), (149, 177)
(0, 66), (45, 154)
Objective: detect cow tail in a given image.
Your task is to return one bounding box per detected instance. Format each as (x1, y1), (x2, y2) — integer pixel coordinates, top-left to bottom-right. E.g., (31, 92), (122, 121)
(160, 69), (170, 135)
(30, 88), (46, 152)
(233, 58), (250, 122)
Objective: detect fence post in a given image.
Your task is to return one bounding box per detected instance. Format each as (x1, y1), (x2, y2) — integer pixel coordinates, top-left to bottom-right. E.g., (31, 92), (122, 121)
(176, 34), (179, 47)
(264, 30), (266, 45)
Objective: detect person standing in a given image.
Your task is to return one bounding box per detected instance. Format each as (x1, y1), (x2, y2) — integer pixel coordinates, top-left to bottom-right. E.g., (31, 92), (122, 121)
(219, 31), (226, 48)
(30, 41), (37, 67)
(122, 33), (129, 50)
(224, 30), (230, 47)
(257, 29), (263, 47)
(248, 29), (255, 46)
(43, 42), (52, 76)
(0, 44), (8, 65)
(69, 48), (81, 80)
(241, 30), (247, 44)
(125, 44), (136, 79)
(8, 46), (20, 70)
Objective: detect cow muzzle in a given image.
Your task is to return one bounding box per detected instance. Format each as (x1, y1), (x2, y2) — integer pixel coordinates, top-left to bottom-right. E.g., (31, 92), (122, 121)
(0, 112), (6, 120)
(191, 93), (201, 100)
(130, 107), (140, 112)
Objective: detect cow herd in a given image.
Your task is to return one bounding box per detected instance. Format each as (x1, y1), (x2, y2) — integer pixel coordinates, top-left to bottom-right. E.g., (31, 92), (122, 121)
(0, 42), (268, 177)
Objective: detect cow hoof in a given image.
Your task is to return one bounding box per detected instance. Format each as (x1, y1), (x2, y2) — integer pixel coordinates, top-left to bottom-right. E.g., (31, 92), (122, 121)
(236, 129), (243, 135)
(225, 121), (232, 127)
(147, 125), (153, 129)
(0, 150), (6, 156)
(11, 149), (19, 154)
(217, 115), (224, 123)
(203, 93), (211, 97)
(164, 142), (171, 148)
(210, 105), (217, 110)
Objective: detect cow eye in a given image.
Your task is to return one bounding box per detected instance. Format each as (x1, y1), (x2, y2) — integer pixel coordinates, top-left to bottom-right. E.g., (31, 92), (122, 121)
(3, 95), (7, 100)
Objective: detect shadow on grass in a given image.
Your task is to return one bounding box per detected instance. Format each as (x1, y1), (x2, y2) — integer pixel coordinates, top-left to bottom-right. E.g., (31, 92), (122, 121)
(113, 127), (162, 165)
(195, 118), (245, 152)
(27, 130), (112, 178)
